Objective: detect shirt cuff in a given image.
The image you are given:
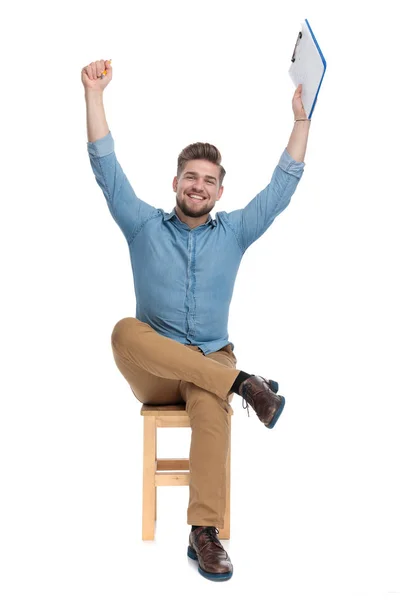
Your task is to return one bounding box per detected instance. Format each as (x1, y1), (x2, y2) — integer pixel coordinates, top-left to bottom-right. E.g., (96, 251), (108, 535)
(278, 148), (305, 178)
(87, 131), (114, 158)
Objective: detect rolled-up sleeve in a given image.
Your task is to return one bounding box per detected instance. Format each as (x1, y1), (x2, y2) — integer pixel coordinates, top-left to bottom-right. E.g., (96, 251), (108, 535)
(224, 148), (305, 252)
(87, 131), (158, 244)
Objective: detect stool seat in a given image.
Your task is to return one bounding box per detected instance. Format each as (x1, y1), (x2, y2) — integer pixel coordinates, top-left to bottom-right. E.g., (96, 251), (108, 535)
(140, 403), (233, 541)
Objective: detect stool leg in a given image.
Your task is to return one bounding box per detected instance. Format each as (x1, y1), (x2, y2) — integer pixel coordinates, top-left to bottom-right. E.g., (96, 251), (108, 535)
(142, 416), (156, 540)
(219, 414), (231, 540)
(154, 430), (157, 522)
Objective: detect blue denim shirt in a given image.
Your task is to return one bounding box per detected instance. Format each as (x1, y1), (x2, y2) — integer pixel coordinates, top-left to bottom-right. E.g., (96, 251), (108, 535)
(87, 131), (305, 355)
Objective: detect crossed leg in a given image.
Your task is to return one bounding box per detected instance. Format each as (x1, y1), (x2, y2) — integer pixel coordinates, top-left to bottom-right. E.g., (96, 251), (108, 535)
(111, 317), (238, 526)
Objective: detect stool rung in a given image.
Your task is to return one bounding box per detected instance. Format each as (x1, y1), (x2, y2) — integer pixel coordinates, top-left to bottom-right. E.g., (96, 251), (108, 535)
(155, 471), (190, 486)
(157, 459), (189, 471)
(155, 417), (190, 428)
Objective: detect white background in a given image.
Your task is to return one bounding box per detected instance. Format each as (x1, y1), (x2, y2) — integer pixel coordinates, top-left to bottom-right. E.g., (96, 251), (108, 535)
(1, 0), (399, 598)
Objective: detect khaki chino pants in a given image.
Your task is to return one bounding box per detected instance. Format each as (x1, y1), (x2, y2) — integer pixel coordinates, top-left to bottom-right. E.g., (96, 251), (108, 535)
(111, 317), (241, 528)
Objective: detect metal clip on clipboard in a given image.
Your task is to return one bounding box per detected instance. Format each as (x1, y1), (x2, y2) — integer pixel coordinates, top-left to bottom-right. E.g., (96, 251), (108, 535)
(291, 31), (302, 63)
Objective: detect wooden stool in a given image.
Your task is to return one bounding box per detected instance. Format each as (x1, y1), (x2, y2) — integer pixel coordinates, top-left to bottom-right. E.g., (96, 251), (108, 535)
(140, 403), (233, 541)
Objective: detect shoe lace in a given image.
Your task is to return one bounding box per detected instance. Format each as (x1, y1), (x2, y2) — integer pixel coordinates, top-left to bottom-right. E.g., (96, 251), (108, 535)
(241, 384), (251, 417)
(202, 526), (223, 548)
(242, 396), (250, 417)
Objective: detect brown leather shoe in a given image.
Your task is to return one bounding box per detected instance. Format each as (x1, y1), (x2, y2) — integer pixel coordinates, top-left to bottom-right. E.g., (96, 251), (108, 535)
(187, 526), (233, 581)
(239, 375), (285, 428)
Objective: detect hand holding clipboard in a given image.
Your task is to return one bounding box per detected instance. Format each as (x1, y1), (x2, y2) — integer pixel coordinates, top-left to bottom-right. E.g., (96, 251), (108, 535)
(289, 19), (327, 119)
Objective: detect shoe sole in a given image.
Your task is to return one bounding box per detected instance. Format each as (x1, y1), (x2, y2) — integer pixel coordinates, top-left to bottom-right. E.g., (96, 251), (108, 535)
(187, 545), (233, 581)
(266, 395), (285, 429)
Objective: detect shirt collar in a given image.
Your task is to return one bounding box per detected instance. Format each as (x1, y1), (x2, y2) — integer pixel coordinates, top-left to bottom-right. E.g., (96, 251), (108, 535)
(163, 207), (217, 228)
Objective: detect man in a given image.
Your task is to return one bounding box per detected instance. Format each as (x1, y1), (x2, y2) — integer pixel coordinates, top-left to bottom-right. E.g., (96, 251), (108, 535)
(82, 58), (311, 582)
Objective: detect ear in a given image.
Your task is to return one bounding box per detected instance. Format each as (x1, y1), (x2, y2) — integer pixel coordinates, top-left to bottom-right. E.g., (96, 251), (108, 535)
(216, 185), (224, 201)
(172, 175), (178, 192)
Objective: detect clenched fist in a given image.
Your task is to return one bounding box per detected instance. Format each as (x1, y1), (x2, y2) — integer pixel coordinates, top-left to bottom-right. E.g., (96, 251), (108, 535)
(81, 59), (112, 93)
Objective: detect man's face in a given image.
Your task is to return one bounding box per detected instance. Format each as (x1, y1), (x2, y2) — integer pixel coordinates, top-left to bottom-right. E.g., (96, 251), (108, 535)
(173, 159), (224, 219)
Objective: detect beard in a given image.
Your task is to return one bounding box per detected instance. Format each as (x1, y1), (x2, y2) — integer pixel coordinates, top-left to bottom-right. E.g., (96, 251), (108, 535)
(176, 194), (212, 219)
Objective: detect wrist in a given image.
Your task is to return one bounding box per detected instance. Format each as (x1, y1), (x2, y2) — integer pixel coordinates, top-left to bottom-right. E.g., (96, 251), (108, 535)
(85, 89), (104, 101)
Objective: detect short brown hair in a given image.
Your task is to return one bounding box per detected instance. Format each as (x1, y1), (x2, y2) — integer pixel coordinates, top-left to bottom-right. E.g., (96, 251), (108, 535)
(177, 142), (226, 186)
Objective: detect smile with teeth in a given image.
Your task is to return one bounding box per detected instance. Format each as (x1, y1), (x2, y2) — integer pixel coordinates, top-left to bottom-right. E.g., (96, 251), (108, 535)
(188, 194), (206, 203)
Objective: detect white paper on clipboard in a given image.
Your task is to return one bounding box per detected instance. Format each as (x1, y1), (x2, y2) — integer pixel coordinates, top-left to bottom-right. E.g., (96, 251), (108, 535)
(289, 19), (327, 119)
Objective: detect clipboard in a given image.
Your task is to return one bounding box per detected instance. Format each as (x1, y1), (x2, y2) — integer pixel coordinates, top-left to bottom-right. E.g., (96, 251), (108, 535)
(289, 19), (326, 119)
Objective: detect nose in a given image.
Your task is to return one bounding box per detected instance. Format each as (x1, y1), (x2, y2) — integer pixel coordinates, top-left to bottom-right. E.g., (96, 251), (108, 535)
(192, 180), (205, 192)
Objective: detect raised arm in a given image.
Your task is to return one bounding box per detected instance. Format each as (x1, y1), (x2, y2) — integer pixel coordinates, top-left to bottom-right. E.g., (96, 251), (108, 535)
(82, 59), (157, 243)
(82, 59), (112, 142)
(224, 84), (310, 252)
(85, 91), (109, 142)
(286, 84), (311, 162)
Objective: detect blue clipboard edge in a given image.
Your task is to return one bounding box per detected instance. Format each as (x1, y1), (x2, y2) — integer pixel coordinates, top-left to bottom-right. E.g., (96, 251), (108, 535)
(304, 18), (327, 119)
